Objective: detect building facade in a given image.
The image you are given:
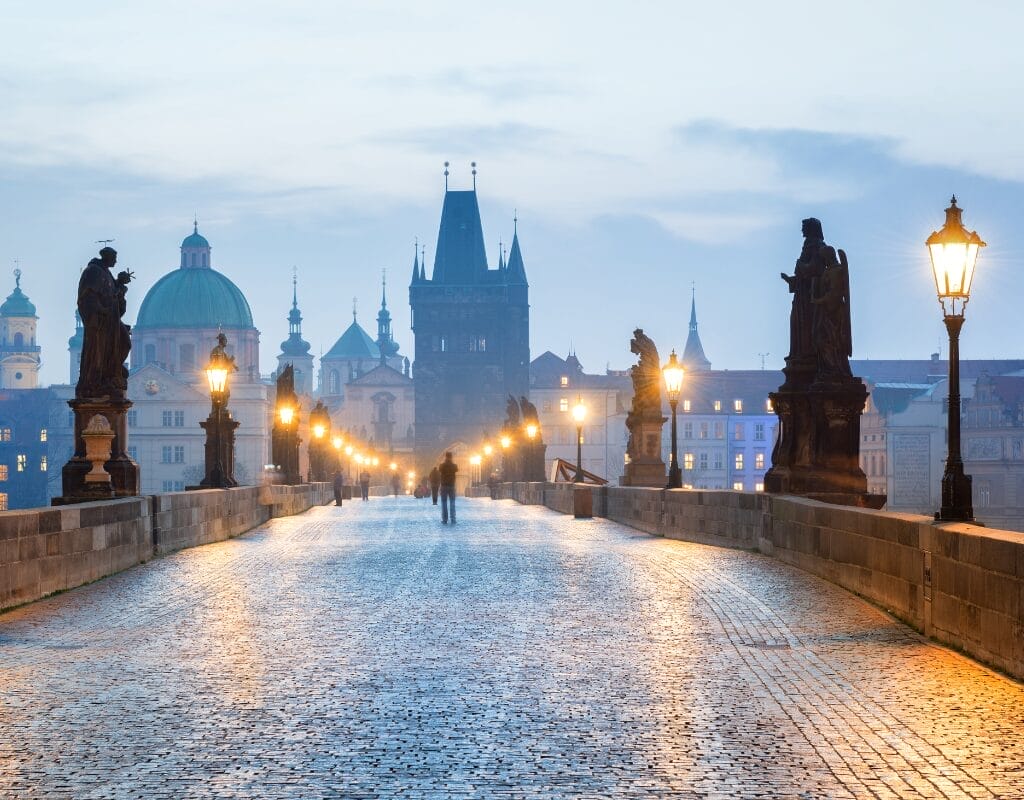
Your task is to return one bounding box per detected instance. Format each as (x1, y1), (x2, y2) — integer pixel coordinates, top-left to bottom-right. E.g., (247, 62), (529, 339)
(410, 184), (529, 465)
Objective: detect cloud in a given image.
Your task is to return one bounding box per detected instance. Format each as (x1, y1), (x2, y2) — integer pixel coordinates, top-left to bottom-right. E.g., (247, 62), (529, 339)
(375, 123), (556, 155)
(371, 66), (569, 103)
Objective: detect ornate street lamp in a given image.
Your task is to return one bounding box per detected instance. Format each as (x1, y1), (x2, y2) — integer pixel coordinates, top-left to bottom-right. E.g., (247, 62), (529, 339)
(927, 196), (985, 522)
(307, 401), (331, 482)
(571, 396), (587, 483)
(663, 349), (685, 489)
(525, 423), (538, 441)
(198, 336), (237, 488)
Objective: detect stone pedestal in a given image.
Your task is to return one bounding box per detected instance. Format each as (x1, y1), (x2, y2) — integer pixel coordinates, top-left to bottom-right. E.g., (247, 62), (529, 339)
(191, 409), (240, 490)
(272, 423), (301, 485)
(522, 440), (547, 483)
(54, 398), (139, 505)
(621, 415), (666, 487)
(765, 374), (884, 507)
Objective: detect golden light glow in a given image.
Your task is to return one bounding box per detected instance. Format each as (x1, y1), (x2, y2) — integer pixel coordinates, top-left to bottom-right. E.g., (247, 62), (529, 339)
(332, 436), (343, 450)
(483, 444), (493, 456)
(345, 445), (354, 456)
(470, 454), (481, 466)
(355, 454), (364, 464)
(313, 424), (326, 439)
(500, 435), (511, 449)
(278, 406), (294, 425)
(926, 196), (986, 316)
(389, 462), (398, 471)
(571, 397), (587, 425)
(206, 365), (229, 395)
(662, 349), (684, 402)
(407, 470), (416, 480)
(525, 423), (538, 440)
(372, 457), (380, 467)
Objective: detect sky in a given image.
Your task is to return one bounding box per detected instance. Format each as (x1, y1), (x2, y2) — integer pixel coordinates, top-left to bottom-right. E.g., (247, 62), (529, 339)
(2, 1), (1024, 386)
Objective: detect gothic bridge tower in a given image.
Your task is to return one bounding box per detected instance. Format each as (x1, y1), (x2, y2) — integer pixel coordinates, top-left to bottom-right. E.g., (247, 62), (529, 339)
(409, 166), (530, 463)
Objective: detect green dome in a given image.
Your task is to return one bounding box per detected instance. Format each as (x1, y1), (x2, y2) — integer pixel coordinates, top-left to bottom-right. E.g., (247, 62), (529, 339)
(181, 231), (210, 249)
(135, 267), (254, 330)
(0, 286), (36, 318)
(325, 319), (379, 359)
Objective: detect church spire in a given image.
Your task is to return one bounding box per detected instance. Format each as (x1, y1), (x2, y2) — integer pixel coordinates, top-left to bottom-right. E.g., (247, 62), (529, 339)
(505, 214), (528, 286)
(280, 268), (310, 358)
(410, 238), (422, 285)
(376, 269), (399, 364)
(681, 285), (711, 371)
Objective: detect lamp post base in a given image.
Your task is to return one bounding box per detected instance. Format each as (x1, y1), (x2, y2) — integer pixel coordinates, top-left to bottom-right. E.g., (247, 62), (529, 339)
(666, 464), (682, 490)
(936, 465), (974, 523)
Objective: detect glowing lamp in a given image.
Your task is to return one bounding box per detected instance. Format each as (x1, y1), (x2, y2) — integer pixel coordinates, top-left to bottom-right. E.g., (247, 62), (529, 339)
(313, 424), (326, 440)
(926, 196), (986, 317)
(278, 406), (294, 425)
(525, 423), (538, 440)
(571, 397), (587, 425)
(332, 436), (343, 450)
(662, 350), (684, 404)
(501, 435), (511, 449)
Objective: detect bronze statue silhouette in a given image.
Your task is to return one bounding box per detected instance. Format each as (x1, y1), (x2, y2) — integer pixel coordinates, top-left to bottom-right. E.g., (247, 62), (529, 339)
(76, 247), (133, 400)
(811, 246), (853, 381)
(780, 218), (826, 366)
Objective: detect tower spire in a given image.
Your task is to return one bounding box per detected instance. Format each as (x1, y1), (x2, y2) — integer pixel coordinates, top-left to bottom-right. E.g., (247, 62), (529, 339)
(681, 284), (711, 371)
(411, 238), (421, 285)
(444, 161), (450, 191)
(381, 268), (387, 308)
(472, 161), (477, 190)
(353, 297), (358, 322)
(292, 266), (298, 310)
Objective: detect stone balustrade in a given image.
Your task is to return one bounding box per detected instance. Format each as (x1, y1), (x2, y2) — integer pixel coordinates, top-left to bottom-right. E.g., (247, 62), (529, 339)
(0, 483), (333, 612)
(492, 482), (1024, 682)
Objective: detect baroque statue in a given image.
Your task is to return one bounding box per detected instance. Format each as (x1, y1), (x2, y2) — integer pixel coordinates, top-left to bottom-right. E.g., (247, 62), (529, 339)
(621, 328), (666, 486)
(627, 328), (662, 419)
(519, 395), (540, 426)
(504, 394), (521, 430)
(780, 218), (826, 369)
(811, 246), (853, 381)
(77, 247), (133, 400)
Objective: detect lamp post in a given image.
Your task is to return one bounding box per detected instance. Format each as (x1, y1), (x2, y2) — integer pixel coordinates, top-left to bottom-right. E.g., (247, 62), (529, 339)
(275, 401), (301, 484)
(663, 349), (685, 489)
(571, 397), (587, 483)
(308, 402), (331, 482)
(199, 339), (234, 488)
(927, 196), (985, 522)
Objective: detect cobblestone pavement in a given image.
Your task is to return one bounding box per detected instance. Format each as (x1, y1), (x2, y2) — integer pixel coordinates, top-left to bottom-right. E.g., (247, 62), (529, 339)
(1, 498), (1023, 799)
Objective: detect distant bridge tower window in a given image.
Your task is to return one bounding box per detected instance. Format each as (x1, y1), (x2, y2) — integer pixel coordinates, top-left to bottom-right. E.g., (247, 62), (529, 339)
(39, 456), (47, 471)
(16, 454), (26, 472)
(0, 427), (11, 442)
(39, 428), (46, 442)
(0, 465), (7, 481)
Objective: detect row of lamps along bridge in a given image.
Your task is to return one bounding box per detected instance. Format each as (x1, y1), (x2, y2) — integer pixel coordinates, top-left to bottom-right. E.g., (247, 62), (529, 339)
(199, 197), (982, 521)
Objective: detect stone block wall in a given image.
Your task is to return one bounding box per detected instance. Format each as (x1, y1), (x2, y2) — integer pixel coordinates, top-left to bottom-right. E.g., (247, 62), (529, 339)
(0, 482), (334, 613)
(497, 481), (1024, 682)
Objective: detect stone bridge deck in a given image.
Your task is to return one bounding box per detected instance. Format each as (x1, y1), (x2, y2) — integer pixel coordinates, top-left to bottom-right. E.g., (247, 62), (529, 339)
(1, 497), (1022, 798)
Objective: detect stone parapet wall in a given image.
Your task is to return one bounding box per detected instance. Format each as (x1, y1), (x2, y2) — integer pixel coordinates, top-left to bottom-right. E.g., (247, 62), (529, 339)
(0, 482), (333, 613)
(496, 482), (1024, 682)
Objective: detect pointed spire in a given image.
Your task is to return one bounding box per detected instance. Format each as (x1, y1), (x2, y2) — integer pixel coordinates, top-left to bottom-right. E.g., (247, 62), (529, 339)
(498, 238), (505, 270)
(381, 268), (388, 309)
(681, 284), (711, 371)
(410, 238), (421, 285)
(420, 245), (426, 281)
(280, 268), (311, 357)
(292, 266), (299, 310)
(472, 161), (477, 190)
(352, 296), (358, 322)
(506, 215), (528, 285)
(444, 161), (450, 191)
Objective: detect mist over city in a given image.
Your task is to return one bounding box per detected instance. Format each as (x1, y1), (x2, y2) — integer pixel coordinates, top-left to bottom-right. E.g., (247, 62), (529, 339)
(2, 3), (1024, 797)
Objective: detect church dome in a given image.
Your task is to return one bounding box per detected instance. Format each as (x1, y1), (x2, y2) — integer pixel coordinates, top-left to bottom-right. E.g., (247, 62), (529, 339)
(135, 268), (254, 330)
(0, 275), (36, 318)
(324, 319), (379, 360)
(181, 230), (210, 249)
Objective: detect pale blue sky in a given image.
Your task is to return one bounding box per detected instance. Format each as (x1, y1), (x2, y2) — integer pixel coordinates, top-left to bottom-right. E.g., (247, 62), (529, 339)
(2, 1), (1023, 384)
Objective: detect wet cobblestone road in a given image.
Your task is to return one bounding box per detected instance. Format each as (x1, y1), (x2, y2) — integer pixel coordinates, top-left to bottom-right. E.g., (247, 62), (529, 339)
(1, 497), (1023, 798)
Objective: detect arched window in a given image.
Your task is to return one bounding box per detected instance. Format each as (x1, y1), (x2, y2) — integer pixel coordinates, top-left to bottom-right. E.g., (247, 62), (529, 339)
(190, 253), (196, 267)
(12, 332), (23, 348)
(329, 370), (340, 394)
(145, 344), (157, 364)
(202, 253), (208, 267)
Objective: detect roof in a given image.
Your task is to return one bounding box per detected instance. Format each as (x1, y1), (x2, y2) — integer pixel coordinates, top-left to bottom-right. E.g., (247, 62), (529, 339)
(0, 285), (36, 318)
(181, 222), (210, 250)
(349, 363), (412, 387)
(431, 190), (488, 284)
(681, 294), (711, 371)
(324, 319), (379, 360)
(505, 231), (527, 285)
(851, 359), (1024, 383)
(135, 267), (254, 330)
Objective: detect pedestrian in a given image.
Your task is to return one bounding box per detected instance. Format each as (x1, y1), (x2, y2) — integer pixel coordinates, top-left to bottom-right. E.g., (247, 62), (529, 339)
(487, 469), (498, 500)
(332, 469), (344, 507)
(429, 465), (441, 505)
(359, 468), (371, 501)
(391, 471), (401, 496)
(438, 451), (458, 524)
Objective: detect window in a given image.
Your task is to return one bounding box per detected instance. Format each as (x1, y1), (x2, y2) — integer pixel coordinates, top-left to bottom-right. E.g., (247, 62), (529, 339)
(162, 480), (173, 492)
(174, 446), (185, 464)
(734, 399), (743, 412)
(683, 453), (695, 470)
(683, 422), (693, 439)
(440, 336), (447, 352)
(16, 454), (26, 472)
(714, 452), (723, 470)
(127, 411), (137, 427)
(713, 422), (724, 439)
(682, 400), (691, 412)
(13, 332), (23, 348)
(699, 452), (708, 470)
(560, 376), (568, 387)
(713, 400), (722, 412)
(699, 422), (708, 440)
(755, 482), (765, 492)
(734, 424), (744, 441)
(733, 481), (744, 491)
(161, 446), (172, 464)
(0, 427), (11, 442)
(162, 411), (173, 427)
(174, 481), (185, 491)
(174, 411), (185, 427)
(179, 343), (195, 371)
(39, 456), (47, 471)
(542, 400), (552, 412)
(766, 398), (773, 412)
(39, 429), (47, 442)
(127, 446), (137, 461)
(978, 482), (991, 507)
(754, 423), (765, 441)
(559, 398), (569, 412)
(0, 493), (7, 511)
(734, 452), (744, 471)
(755, 452), (765, 470)
(469, 337), (487, 352)
(0, 465), (7, 481)
(145, 344), (157, 364)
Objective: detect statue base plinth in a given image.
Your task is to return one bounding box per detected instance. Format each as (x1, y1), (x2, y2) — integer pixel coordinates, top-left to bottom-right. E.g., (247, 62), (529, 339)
(765, 378), (871, 505)
(54, 398), (139, 505)
(522, 441), (547, 483)
(620, 460), (667, 488)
